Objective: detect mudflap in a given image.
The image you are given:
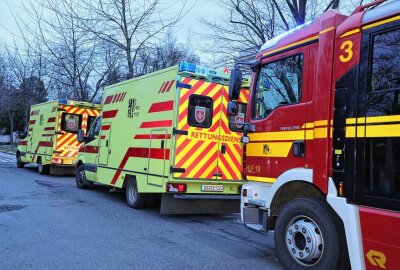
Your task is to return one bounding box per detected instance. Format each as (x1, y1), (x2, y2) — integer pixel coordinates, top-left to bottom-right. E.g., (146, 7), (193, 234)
(50, 166), (75, 176)
(160, 194), (240, 215)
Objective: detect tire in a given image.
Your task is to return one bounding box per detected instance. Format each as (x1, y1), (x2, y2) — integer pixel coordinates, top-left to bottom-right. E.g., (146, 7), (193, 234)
(75, 165), (93, 189)
(16, 153), (25, 168)
(125, 178), (147, 209)
(274, 197), (350, 270)
(37, 158), (50, 175)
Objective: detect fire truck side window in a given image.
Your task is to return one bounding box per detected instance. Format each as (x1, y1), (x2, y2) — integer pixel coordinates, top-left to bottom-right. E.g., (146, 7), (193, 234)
(370, 27), (400, 92)
(188, 95), (213, 128)
(363, 27), (400, 202)
(229, 103), (247, 132)
(61, 113), (82, 134)
(253, 54), (303, 120)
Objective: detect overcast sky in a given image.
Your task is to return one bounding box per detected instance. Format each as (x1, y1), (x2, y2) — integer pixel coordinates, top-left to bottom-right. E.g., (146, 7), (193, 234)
(0, 0), (222, 45)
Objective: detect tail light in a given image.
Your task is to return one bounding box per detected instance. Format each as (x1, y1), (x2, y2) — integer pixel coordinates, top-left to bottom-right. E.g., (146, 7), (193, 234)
(52, 158), (63, 164)
(166, 183), (187, 193)
(242, 188), (248, 197)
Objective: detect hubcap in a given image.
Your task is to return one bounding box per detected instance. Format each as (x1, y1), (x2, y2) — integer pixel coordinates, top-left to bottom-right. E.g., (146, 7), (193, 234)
(285, 216), (324, 266)
(78, 171), (85, 184)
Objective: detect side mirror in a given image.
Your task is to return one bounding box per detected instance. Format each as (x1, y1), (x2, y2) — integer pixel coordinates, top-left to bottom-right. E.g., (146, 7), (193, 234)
(77, 129), (85, 143)
(228, 68), (243, 100)
(227, 101), (238, 116)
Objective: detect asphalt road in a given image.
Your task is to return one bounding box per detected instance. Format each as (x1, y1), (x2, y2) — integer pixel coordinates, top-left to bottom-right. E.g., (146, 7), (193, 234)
(0, 152), (283, 270)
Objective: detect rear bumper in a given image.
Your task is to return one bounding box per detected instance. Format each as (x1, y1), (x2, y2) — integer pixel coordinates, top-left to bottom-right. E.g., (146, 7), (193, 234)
(160, 193), (240, 214)
(173, 194), (240, 200)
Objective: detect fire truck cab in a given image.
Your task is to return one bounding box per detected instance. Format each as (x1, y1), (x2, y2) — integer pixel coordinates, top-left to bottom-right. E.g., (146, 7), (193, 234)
(229, 1), (400, 269)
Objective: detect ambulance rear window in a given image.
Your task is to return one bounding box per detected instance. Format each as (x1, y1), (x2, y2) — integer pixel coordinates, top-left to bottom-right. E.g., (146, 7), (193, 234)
(61, 113), (82, 133)
(188, 95), (213, 128)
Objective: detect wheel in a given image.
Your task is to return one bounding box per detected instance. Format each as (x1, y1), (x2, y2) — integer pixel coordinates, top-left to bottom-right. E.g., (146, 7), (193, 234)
(125, 178), (147, 209)
(16, 153), (25, 168)
(274, 197), (349, 270)
(75, 165), (93, 189)
(37, 158), (50, 175)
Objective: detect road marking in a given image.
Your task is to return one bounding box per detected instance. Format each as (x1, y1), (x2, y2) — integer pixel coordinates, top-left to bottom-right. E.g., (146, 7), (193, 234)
(0, 159), (15, 163)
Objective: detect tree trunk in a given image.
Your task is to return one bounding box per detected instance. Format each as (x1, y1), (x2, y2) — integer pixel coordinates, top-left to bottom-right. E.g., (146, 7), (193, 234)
(8, 111), (14, 144)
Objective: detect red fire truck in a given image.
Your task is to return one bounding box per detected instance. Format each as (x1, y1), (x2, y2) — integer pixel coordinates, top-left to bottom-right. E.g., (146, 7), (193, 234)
(228, 0), (400, 269)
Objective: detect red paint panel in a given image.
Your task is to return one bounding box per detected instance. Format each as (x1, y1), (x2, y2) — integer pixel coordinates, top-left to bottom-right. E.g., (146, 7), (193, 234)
(47, 117), (56, 123)
(121, 92), (127, 102)
(165, 80), (176, 92)
(134, 134), (171, 140)
(158, 82), (167, 93)
(101, 125), (111, 131)
(111, 147), (170, 184)
(19, 141), (27, 146)
(79, 145), (99, 154)
(29, 128), (33, 132)
(104, 95), (113, 104)
(38, 141), (53, 147)
(360, 207), (400, 270)
(148, 101), (174, 113)
(100, 135), (106, 140)
(140, 120), (172, 128)
(102, 110), (118, 119)
(112, 94), (120, 103)
(44, 127), (55, 131)
(29, 120), (36, 125)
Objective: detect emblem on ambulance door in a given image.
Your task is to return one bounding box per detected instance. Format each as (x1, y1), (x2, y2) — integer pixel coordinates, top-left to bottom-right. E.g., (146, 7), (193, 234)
(195, 106), (206, 123)
(128, 98), (139, 118)
(235, 113), (245, 128)
(67, 119), (76, 129)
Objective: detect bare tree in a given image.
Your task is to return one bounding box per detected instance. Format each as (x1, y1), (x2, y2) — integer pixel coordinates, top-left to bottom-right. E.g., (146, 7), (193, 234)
(136, 30), (200, 75)
(77, 0), (189, 79)
(17, 0), (114, 102)
(200, 0), (352, 67)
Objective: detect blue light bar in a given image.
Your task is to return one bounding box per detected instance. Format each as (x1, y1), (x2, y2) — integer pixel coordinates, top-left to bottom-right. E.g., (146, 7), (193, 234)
(179, 62), (196, 73)
(59, 99), (68, 104)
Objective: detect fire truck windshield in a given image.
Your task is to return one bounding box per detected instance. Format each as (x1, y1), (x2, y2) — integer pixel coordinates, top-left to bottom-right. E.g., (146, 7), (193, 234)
(253, 54), (303, 120)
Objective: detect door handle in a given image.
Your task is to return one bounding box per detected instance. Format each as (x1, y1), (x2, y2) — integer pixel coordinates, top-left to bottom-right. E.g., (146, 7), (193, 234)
(221, 145), (226, 154)
(161, 140), (164, 149)
(293, 140), (305, 157)
(106, 140), (108, 147)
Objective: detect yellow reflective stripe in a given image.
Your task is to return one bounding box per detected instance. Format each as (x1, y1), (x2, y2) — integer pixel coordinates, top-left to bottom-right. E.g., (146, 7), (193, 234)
(262, 35), (319, 57)
(346, 124), (400, 138)
(314, 120), (328, 127)
(314, 127), (328, 139)
(340, 28), (360, 38)
(362, 15), (400, 30)
(250, 130), (304, 141)
(347, 115), (400, 125)
(320, 27), (334, 34)
(246, 176), (276, 183)
(246, 142), (293, 158)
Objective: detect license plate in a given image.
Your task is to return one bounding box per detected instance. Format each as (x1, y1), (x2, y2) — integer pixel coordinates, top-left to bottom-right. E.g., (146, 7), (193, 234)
(201, 185), (223, 192)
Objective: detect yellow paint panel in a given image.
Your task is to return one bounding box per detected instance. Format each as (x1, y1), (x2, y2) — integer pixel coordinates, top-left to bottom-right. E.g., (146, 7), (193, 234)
(246, 176), (276, 183)
(246, 142), (293, 158)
